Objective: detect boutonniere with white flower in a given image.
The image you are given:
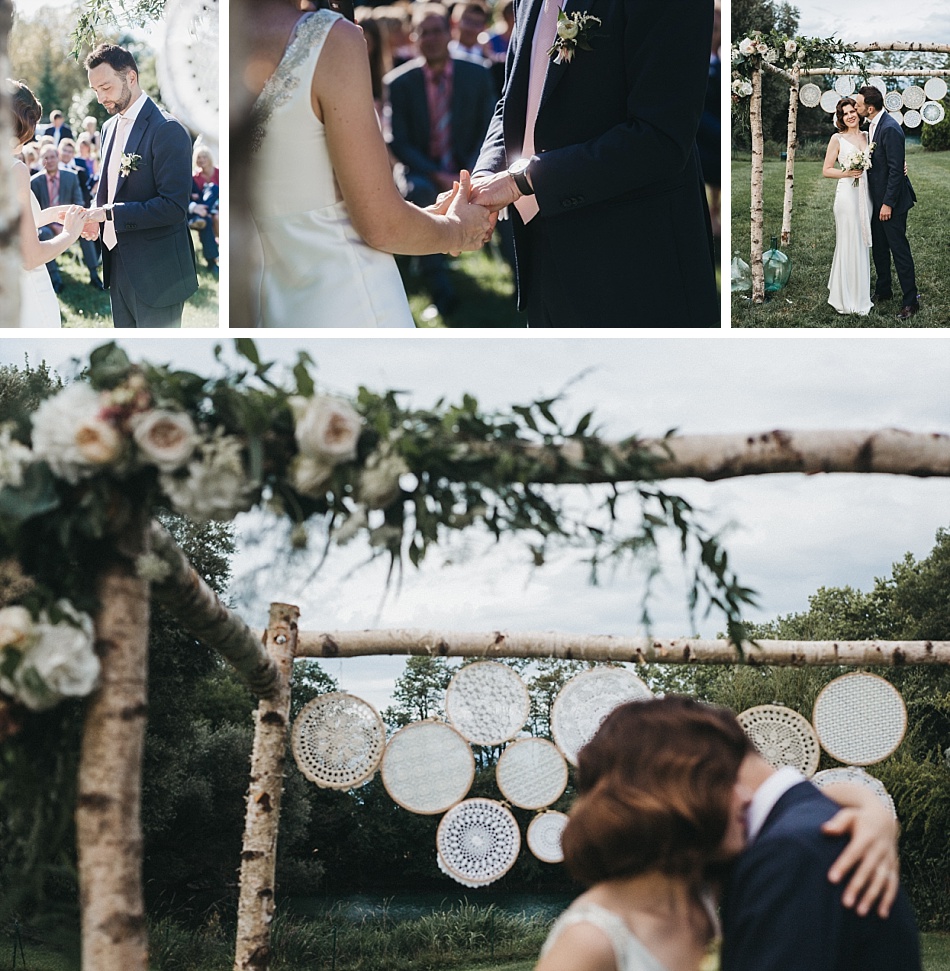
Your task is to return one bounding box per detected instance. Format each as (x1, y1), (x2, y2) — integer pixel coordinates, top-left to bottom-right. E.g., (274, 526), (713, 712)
(119, 152), (142, 178)
(547, 9), (603, 65)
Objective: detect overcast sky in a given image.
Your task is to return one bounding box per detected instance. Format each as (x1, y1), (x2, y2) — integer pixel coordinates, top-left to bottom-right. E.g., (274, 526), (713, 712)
(2, 335), (948, 712)
(789, 0), (949, 46)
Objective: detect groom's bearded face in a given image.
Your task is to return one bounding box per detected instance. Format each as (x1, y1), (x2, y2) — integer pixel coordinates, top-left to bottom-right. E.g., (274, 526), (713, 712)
(88, 64), (135, 116)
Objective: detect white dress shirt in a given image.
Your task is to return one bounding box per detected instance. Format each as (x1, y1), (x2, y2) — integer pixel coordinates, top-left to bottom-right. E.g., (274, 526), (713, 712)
(746, 766), (805, 844)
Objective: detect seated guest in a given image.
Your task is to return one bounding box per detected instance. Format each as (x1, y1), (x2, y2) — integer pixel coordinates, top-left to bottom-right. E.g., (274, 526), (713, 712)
(449, 1), (491, 63)
(40, 109), (73, 143)
(58, 138), (104, 290)
(190, 143), (220, 276)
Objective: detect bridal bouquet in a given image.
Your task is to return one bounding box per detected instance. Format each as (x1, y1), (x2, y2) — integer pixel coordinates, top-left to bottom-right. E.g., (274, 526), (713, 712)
(844, 143), (874, 187)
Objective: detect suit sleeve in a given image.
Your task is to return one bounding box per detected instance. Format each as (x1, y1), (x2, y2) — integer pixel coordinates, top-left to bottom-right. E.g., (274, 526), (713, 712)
(112, 118), (192, 233)
(879, 125), (905, 209)
(721, 835), (844, 971)
(463, 66), (500, 171)
(388, 76), (440, 177)
(532, 0), (713, 215)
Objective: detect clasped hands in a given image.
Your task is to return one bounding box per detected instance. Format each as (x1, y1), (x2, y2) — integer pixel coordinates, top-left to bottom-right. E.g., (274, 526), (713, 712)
(52, 205), (110, 240)
(427, 169), (526, 256)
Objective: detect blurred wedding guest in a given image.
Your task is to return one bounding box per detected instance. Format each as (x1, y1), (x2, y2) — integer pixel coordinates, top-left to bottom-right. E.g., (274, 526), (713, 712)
(486, 0), (514, 60)
(192, 142), (220, 231)
(30, 142), (87, 293)
(76, 132), (98, 178)
(450, 2), (491, 63)
(357, 11), (390, 116)
(9, 79), (86, 327)
(40, 109), (73, 144)
(59, 137), (105, 290)
(82, 115), (101, 154)
(373, 5), (416, 69)
(696, 0), (721, 238)
(385, 1), (496, 317)
(20, 142), (40, 173)
(190, 142), (220, 276)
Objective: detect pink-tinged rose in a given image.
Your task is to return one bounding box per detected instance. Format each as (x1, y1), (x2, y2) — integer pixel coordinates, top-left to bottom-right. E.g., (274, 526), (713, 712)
(0, 606), (33, 650)
(74, 417), (124, 466)
(290, 395), (362, 464)
(738, 37), (756, 55)
(132, 410), (198, 471)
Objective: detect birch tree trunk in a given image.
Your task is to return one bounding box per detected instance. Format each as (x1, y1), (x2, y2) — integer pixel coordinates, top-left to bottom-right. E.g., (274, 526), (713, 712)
(749, 65), (765, 303)
(0, 0), (20, 326)
(781, 64), (800, 247)
(76, 518), (150, 971)
(234, 603), (298, 971)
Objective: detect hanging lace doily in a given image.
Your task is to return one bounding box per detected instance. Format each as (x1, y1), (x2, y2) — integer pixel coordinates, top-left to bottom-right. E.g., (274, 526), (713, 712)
(292, 692), (385, 789)
(381, 719), (475, 814)
(812, 673), (906, 766)
(445, 661), (530, 745)
(496, 738), (568, 809)
(813, 767), (897, 818)
(551, 667), (653, 766)
(527, 811), (569, 864)
(436, 798), (521, 887)
(737, 704), (820, 776)
(155, 0), (219, 150)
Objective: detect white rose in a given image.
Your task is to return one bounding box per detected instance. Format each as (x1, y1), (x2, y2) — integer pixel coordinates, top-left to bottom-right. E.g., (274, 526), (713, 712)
(160, 432), (256, 522)
(785, 39), (797, 56)
(557, 20), (579, 39)
(731, 47), (742, 63)
(738, 37), (756, 55)
(0, 426), (33, 489)
(291, 395), (362, 464)
(132, 410), (198, 472)
(31, 383), (114, 483)
(358, 447), (409, 509)
(0, 606), (33, 650)
(755, 40), (770, 55)
(289, 454), (334, 498)
(13, 604), (98, 711)
(740, 81), (753, 97)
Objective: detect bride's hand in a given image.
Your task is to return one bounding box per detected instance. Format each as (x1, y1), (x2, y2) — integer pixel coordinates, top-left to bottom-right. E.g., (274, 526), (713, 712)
(444, 170), (494, 255)
(427, 185), (458, 216)
(62, 205), (87, 240)
(841, 169), (862, 178)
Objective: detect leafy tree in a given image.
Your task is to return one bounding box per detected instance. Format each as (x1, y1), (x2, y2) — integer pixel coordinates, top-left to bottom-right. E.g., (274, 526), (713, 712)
(383, 656), (454, 727)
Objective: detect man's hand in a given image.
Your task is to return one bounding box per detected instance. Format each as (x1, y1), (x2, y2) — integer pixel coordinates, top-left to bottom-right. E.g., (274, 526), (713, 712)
(470, 171), (522, 212)
(879, 203), (892, 222)
(81, 220), (100, 240)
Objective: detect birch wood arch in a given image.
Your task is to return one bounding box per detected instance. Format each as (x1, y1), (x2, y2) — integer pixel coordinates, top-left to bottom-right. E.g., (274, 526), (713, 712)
(744, 41), (950, 303)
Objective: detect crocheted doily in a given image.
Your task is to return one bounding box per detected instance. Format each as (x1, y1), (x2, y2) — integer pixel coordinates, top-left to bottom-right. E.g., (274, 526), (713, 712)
(292, 692), (385, 789)
(813, 673), (906, 766)
(812, 767), (897, 817)
(496, 737), (568, 810)
(737, 704), (820, 776)
(445, 661), (530, 746)
(551, 666), (653, 766)
(527, 811), (569, 864)
(436, 798), (521, 887)
(381, 719), (475, 814)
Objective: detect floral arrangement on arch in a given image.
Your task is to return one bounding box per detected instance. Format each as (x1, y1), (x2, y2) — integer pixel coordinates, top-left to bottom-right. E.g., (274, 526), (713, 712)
(0, 341), (754, 733)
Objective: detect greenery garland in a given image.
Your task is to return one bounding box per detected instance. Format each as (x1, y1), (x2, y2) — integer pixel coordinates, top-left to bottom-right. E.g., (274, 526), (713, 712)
(0, 341), (755, 735)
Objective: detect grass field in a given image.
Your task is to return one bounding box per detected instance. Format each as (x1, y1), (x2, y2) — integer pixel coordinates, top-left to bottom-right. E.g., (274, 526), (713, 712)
(49, 241), (219, 329)
(731, 148), (950, 327)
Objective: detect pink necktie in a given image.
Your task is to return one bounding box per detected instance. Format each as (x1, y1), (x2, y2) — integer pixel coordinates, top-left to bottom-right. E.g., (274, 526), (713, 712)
(513, 0), (560, 224)
(103, 115), (130, 250)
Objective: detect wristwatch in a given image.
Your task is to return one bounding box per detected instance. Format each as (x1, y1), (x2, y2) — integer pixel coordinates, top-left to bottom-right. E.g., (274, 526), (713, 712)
(508, 156), (537, 196)
(103, 203), (115, 222)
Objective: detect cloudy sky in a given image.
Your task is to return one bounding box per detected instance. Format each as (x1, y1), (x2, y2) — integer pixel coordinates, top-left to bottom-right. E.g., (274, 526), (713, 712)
(789, 0), (949, 46)
(2, 335), (948, 711)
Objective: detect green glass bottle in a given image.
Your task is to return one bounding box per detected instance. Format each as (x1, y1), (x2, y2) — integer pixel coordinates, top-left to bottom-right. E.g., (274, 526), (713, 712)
(763, 235), (791, 292)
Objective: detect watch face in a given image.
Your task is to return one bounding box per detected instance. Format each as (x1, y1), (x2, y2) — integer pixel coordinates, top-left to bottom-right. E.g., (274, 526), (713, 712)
(510, 158), (530, 175)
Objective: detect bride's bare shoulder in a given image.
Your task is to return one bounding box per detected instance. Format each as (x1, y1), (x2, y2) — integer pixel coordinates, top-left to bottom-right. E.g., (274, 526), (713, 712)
(322, 16), (367, 59)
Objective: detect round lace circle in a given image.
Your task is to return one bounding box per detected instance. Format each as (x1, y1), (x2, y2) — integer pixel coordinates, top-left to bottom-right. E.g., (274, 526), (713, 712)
(922, 101), (946, 125)
(813, 673), (906, 766)
(903, 109), (922, 129)
(436, 798), (521, 887)
(156, 0), (219, 152)
(381, 720), (475, 814)
(820, 90), (841, 113)
(737, 704), (820, 776)
(813, 767), (896, 818)
(496, 738), (568, 809)
(292, 692), (385, 789)
(445, 661), (530, 745)
(551, 666), (653, 766)
(884, 90), (905, 112)
(867, 77), (888, 97)
(527, 811), (569, 864)
(924, 77), (947, 101)
(799, 83), (821, 107)
(833, 76), (855, 96)
(902, 85), (926, 110)
(888, 109), (904, 126)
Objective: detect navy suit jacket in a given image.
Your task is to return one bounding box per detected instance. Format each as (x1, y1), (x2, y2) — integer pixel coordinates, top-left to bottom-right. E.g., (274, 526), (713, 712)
(96, 97), (198, 307)
(386, 56), (497, 177)
(721, 782), (922, 971)
(474, 0), (718, 324)
(30, 166), (84, 210)
(40, 123), (74, 143)
(867, 112), (916, 215)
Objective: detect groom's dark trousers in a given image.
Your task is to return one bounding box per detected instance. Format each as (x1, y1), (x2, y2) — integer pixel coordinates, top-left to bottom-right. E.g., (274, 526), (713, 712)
(721, 782), (922, 971)
(97, 97), (198, 328)
(866, 111), (917, 309)
(474, 0), (719, 327)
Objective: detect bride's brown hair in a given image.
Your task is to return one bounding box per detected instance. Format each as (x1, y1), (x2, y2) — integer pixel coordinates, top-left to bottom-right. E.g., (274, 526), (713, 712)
(8, 80), (42, 146)
(835, 97), (857, 133)
(561, 695), (752, 886)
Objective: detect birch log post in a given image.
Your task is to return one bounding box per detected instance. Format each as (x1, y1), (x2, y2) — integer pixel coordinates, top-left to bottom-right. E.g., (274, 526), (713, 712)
(0, 0), (20, 325)
(234, 603), (299, 971)
(749, 64), (765, 303)
(76, 519), (150, 971)
(781, 63), (800, 247)
(292, 630), (950, 667)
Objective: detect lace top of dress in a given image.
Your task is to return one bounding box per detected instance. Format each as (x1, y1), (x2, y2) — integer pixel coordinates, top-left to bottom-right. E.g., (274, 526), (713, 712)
(250, 10), (340, 152)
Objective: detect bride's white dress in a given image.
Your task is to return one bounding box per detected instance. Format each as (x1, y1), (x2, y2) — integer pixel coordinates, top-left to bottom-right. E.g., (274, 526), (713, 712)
(250, 10), (414, 329)
(827, 133), (872, 316)
(16, 162), (62, 328)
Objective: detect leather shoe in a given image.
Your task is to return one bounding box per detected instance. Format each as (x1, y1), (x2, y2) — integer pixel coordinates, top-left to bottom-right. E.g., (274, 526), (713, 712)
(897, 303), (920, 321)
(871, 291), (892, 303)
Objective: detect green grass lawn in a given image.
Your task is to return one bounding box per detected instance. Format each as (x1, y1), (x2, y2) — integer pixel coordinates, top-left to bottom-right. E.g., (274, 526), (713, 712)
(50, 242), (219, 329)
(731, 148), (950, 327)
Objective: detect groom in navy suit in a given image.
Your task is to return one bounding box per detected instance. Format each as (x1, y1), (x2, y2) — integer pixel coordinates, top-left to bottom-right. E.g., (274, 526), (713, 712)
(469, 0), (718, 327)
(855, 86), (918, 321)
(83, 44), (198, 328)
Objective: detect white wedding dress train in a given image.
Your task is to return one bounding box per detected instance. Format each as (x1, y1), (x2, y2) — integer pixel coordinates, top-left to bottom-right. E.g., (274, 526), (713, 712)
(15, 162), (62, 328)
(249, 10), (415, 328)
(827, 134), (873, 317)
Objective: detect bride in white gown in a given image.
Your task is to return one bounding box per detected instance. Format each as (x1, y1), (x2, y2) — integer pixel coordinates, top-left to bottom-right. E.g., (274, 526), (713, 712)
(823, 97), (872, 317)
(244, 1), (493, 328)
(8, 80), (86, 329)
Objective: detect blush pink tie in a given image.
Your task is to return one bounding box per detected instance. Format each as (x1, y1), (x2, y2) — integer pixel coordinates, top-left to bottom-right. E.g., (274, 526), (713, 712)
(513, 0), (561, 224)
(103, 115), (130, 250)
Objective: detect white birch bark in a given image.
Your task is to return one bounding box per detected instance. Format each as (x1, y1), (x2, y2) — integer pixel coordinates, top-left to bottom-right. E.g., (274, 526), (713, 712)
(781, 64), (800, 247)
(0, 0), (20, 327)
(234, 603), (298, 971)
(749, 65), (765, 303)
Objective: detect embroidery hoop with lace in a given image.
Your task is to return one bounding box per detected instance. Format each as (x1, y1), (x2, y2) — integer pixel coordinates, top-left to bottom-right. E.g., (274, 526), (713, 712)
(496, 737), (568, 809)
(381, 719), (475, 814)
(527, 811), (569, 864)
(445, 661), (531, 746)
(813, 767), (897, 817)
(292, 691), (386, 789)
(737, 704), (821, 776)
(436, 798), (521, 887)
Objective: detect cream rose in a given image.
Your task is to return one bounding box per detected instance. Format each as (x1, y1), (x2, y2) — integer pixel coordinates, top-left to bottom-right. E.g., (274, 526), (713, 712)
(557, 20), (579, 39)
(290, 395), (362, 464)
(738, 37), (756, 55)
(132, 409), (198, 471)
(160, 432), (256, 522)
(289, 454), (335, 498)
(31, 383), (114, 483)
(358, 447), (409, 509)
(75, 417), (124, 466)
(0, 606), (33, 656)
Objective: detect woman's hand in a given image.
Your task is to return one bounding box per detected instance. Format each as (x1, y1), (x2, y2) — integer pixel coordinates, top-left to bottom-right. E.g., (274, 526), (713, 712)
(444, 170), (495, 255)
(427, 185), (458, 216)
(840, 169), (862, 178)
(62, 205), (88, 241)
